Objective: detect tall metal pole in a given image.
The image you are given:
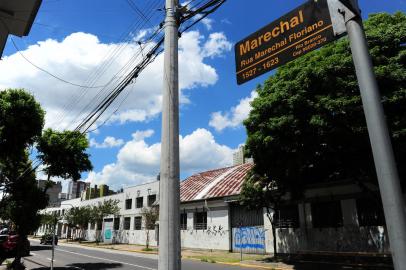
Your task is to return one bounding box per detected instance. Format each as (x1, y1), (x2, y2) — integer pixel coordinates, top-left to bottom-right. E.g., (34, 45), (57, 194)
(159, 0), (181, 269)
(345, 17), (406, 270)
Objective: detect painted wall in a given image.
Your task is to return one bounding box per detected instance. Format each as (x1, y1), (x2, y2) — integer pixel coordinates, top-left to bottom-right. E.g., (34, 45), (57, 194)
(181, 208), (229, 250)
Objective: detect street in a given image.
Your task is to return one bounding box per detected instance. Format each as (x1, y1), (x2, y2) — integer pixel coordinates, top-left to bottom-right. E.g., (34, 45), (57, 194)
(23, 241), (255, 270)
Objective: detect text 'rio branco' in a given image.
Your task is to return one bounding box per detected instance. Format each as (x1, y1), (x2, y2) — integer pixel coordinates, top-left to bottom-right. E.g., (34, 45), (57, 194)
(234, 0), (338, 85)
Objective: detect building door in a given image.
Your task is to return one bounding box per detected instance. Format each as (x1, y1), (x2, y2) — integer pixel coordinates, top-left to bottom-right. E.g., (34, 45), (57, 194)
(103, 218), (113, 244)
(230, 204), (265, 254)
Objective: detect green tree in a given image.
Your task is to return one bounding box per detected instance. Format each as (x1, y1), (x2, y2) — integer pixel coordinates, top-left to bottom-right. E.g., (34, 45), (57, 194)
(0, 155), (48, 268)
(90, 199), (120, 243)
(64, 206), (92, 241)
(0, 89), (44, 162)
(242, 12), (405, 255)
(140, 206), (158, 249)
(36, 129), (93, 181)
(0, 89), (46, 269)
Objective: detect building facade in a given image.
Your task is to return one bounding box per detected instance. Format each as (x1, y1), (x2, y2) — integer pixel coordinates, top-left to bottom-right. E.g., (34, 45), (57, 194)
(67, 181), (89, 200)
(37, 180), (63, 207)
(38, 163), (401, 255)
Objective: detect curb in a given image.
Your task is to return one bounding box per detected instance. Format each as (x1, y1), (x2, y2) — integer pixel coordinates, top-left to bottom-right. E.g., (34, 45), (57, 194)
(30, 238), (284, 269)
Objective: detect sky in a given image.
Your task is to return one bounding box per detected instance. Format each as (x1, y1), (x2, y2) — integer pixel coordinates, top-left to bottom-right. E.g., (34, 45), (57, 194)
(0, 0), (404, 192)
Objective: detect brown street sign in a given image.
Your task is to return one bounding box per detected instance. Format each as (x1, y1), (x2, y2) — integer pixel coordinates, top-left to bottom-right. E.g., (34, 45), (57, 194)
(235, 0), (339, 85)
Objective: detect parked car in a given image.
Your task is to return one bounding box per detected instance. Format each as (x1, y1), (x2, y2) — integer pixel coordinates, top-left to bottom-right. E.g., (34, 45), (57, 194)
(0, 234), (30, 257)
(40, 234), (58, 245)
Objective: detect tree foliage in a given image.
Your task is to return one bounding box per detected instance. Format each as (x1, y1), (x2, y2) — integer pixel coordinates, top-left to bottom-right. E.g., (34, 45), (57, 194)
(141, 206), (158, 249)
(37, 129), (93, 181)
(64, 206), (92, 240)
(0, 89), (44, 161)
(243, 12), (406, 201)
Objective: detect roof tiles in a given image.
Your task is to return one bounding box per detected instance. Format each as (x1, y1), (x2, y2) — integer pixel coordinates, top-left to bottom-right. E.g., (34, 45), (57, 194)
(180, 163), (253, 202)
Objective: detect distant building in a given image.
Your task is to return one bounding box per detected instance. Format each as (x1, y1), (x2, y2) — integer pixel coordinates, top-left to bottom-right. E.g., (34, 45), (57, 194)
(67, 181), (89, 199)
(232, 145), (253, 165)
(37, 180), (62, 207)
(99, 184), (109, 197)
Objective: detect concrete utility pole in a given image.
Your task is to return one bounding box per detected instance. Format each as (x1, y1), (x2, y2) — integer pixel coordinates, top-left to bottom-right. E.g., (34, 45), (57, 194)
(159, 0), (181, 269)
(344, 7), (406, 270)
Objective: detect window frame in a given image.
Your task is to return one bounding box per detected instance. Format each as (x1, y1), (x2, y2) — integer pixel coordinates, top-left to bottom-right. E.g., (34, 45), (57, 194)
(311, 201), (343, 228)
(134, 216), (142, 230)
(125, 199), (132, 210)
(123, 217), (131, 230)
(180, 213), (187, 230)
(136, 197), (144, 208)
(193, 211), (207, 230)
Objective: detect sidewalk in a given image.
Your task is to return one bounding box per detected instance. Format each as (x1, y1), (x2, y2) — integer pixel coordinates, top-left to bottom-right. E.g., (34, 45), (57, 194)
(28, 238), (394, 270)
(53, 239), (291, 270)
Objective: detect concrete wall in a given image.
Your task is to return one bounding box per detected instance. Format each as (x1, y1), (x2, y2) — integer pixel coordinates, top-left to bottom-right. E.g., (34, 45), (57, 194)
(264, 199), (390, 254)
(181, 208), (229, 250)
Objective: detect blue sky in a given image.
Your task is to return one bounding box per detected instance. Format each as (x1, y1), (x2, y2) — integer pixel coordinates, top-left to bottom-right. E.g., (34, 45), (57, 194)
(0, 0), (404, 191)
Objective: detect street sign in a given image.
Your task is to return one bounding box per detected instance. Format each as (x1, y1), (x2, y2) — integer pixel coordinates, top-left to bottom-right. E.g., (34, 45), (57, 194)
(235, 0), (339, 85)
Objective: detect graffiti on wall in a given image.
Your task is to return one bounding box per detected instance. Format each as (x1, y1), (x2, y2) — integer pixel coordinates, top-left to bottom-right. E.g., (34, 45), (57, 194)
(185, 225), (227, 236)
(233, 226), (265, 250)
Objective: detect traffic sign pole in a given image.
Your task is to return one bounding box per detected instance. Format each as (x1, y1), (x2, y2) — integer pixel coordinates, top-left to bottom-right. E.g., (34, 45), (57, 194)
(345, 13), (406, 270)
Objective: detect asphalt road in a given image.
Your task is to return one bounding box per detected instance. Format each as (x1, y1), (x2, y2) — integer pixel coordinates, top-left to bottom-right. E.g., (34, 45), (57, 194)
(24, 241), (255, 270)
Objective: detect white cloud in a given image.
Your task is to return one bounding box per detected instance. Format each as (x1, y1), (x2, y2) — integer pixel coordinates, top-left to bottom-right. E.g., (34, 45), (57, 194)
(209, 90), (258, 132)
(90, 136), (124, 149)
(0, 30), (232, 129)
(201, 18), (214, 30)
(85, 128), (234, 190)
(202, 32), (232, 58)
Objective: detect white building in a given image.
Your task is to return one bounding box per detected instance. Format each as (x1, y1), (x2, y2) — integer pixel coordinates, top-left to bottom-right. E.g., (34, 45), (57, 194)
(38, 163), (399, 255)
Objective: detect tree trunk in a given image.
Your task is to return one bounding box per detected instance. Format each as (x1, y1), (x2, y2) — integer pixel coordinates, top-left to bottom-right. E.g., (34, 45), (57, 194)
(266, 207), (278, 260)
(11, 235), (26, 270)
(146, 230), (150, 249)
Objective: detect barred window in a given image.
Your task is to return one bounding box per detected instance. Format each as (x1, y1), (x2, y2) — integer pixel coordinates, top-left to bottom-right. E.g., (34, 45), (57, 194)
(311, 201), (343, 228)
(180, 213), (187, 230)
(136, 197), (144, 208)
(125, 199), (132, 210)
(193, 211), (207, 230)
(124, 217), (131, 230)
(148, 195), (157, 206)
(275, 205), (299, 228)
(356, 198), (385, 226)
(114, 217), (120, 230)
(134, 217), (142, 230)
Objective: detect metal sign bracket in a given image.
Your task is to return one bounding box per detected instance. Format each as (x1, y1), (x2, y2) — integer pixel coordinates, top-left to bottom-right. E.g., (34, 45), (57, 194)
(327, 0), (357, 36)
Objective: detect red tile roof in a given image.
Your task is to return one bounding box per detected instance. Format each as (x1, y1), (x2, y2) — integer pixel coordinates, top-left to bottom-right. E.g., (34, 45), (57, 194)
(180, 163), (254, 202)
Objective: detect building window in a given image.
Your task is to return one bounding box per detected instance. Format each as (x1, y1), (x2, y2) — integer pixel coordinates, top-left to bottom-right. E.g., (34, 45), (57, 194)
(148, 194), (156, 206)
(97, 221), (102, 230)
(356, 198), (385, 226)
(90, 223), (95, 230)
(311, 201), (343, 228)
(114, 217), (120, 230)
(180, 213), (187, 230)
(230, 204), (264, 227)
(194, 211), (207, 230)
(124, 217), (131, 230)
(275, 205), (300, 228)
(136, 197), (144, 208)
(125, 199), (132, 210)
(134, 217), (142, 230)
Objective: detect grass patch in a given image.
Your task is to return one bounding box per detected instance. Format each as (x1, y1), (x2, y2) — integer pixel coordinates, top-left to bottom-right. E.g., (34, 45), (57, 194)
(142, 247), (154, 251)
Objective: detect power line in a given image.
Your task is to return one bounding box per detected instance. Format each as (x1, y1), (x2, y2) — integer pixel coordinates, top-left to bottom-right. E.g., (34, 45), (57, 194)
(9, 37), (107, 89)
